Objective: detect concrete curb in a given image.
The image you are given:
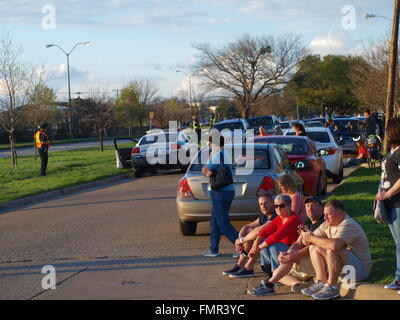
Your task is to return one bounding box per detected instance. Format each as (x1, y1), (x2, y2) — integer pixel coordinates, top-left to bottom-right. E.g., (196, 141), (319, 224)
(348, 283), (400, 300)
(0, 173), (134, 212)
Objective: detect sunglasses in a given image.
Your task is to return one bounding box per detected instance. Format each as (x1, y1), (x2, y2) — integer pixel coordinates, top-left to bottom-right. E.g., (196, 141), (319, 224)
(275, 204), (286, 209)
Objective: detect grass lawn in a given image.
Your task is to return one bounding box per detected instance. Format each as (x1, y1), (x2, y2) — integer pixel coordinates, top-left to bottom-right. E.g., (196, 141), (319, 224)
(327, 166), (396, 284)
(0, 146), (131, 203)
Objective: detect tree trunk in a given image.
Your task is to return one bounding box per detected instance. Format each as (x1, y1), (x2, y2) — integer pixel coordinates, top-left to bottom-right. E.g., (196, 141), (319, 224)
(99, 129), (104, 152)
(9, 133), (17, 166)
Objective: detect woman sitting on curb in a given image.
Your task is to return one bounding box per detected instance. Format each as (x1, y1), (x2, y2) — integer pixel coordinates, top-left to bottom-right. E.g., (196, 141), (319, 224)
(247, 194), (302, 295)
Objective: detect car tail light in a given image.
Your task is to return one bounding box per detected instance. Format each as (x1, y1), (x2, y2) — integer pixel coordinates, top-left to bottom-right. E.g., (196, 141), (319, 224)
(257, 176), (275, 196)
(177, 178), (194, 199)
(326, 148), (336, 155)
(171, 143), (181, 150)
(132, 147), (140, 155)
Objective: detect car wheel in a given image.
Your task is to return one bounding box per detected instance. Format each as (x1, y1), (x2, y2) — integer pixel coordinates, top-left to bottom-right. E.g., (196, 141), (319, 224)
(332, 162), (343, 184)
(134, 170), (144, 178)
(179, 220), (197, 236)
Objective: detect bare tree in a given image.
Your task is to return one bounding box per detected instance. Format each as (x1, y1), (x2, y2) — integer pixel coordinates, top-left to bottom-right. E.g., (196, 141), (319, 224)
(192, 34), (308, 118)
(74, 93), (114, 152)
(349, 38), (400, 116)
(0, 32), (39, 166)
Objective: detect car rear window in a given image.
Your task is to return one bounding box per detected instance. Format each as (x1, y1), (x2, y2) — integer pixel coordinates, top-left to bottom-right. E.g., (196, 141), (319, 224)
(139, 133), (186, 145)
(306, 132), (330, 143)
(255, 138), (309, 154)
(189, 148), (271, 171)
(213, 123), (244, 131)
(332, 120), (360, 132)
(247, 117), (274, 127)
(280, 122), (291, 129)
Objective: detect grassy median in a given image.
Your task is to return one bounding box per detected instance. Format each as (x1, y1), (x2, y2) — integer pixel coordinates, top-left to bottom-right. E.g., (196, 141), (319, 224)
(0, 146), (131, 203)
(327, 166), (395, 284)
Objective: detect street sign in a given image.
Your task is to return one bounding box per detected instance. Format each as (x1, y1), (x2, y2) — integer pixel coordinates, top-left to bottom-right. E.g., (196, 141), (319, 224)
(149, 112), (154, 119)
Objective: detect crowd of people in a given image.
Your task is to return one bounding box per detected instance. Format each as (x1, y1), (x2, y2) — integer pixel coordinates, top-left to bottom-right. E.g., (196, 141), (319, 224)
(201, 116), (400, 299)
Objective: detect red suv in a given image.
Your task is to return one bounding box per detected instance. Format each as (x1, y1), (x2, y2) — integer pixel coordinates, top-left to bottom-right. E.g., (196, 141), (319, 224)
(254, 136), (327, 196)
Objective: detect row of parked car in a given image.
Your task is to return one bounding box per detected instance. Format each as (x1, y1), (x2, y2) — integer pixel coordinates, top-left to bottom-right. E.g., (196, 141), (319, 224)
(113, 114), (351, 236)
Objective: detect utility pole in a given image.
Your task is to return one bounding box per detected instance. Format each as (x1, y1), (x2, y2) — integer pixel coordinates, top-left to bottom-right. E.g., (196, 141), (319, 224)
(384, 0), (400, 153)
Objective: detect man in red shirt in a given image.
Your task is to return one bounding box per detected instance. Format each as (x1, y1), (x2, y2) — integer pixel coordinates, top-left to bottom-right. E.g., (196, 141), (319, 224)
(343, 139), (368, 168)
(247, 194), (301, 296)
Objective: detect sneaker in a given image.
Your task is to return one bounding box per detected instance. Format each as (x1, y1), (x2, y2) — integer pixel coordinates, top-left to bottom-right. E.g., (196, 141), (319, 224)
(247, 281), (275, 296)
(384, 280), (400, 290)
(203, 250), (219, 257)
(291, 282), (309, 293)
(311, 284), (340, 300)
(222, 265), (242, 276)
(301, 281), (325, 296)
(229, 268), (255, 278)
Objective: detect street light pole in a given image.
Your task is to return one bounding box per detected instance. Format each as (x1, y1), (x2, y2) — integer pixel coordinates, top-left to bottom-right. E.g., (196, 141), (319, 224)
(385, 0), (400, 153)
(176, 70), (195, 118)
(46, 42), (91, 138)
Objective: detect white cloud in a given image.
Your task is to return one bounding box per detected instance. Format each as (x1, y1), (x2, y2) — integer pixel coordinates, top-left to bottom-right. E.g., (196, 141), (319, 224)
(47, 64), (91, 81)
(238, 1), (266, 13)
(310, 32), (345, 54)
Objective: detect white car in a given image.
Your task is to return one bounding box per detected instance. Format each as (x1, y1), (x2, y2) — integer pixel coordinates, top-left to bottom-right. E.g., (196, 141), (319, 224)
(285, 127), (344, 184)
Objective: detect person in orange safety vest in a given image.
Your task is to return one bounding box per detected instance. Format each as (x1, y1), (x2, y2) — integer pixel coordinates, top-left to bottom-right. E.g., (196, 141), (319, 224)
(35, 123), (50, 176)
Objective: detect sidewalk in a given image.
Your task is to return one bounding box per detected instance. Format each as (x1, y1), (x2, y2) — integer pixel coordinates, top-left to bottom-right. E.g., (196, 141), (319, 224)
(1, 254), (398, 300)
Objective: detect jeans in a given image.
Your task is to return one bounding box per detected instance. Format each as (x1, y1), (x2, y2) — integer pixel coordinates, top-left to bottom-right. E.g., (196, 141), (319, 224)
(209, 190), (238, 253)
(388, 207), (400, 281)
(343, 157), (366, 168)
(260, 242), (290, 272)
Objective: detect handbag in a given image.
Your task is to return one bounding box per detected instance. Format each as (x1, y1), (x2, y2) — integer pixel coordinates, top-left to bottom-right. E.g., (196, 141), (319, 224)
(209, 151), (233, 191)
(373, 187), (388, 224)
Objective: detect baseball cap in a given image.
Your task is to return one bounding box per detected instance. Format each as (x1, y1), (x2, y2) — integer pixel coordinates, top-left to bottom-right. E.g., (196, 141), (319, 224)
(304, 196), (322, 206)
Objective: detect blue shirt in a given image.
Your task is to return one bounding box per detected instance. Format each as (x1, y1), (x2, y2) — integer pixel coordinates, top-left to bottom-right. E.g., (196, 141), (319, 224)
(206, 149), (235, 192)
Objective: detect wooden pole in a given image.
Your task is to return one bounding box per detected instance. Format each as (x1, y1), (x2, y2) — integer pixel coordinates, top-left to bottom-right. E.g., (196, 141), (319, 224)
(384, 0), (400, 153)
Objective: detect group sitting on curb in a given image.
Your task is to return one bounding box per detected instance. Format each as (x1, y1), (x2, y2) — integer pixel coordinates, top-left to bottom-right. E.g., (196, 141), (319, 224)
(220, 190), (373, 300)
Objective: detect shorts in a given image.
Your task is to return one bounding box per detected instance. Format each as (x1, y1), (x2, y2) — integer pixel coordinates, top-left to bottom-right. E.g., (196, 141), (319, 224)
(343, 251), (371, 282)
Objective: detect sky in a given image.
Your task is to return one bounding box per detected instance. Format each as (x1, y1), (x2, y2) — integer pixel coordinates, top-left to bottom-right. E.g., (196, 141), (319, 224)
(0, 0), (395, 101)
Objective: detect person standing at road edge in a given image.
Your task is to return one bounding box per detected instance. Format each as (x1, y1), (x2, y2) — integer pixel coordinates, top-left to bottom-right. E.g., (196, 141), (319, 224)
(35, 123), (50, 176)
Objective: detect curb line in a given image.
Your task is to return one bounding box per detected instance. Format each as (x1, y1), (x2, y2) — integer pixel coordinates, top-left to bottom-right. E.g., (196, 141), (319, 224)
(0, 173), (134, 212)
(341, 283), (400, 300)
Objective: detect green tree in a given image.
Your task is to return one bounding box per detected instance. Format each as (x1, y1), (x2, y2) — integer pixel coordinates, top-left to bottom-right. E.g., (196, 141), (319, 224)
(287, 54), (360, 117)
(115, 79), (158, 135)
(216, 98), (240, 119)
(23, 83), (58, 131)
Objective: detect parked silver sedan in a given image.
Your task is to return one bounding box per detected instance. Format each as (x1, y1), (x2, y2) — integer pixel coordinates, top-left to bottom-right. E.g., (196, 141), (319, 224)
(176, 143), (304, 235)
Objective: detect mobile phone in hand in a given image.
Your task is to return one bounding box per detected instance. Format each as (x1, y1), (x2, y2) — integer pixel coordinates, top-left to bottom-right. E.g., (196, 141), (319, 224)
(241, 250), (248, 257)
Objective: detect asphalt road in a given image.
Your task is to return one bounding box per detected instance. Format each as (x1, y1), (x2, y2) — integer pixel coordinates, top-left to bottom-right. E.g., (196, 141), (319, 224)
(0, 140), (115, 158)
(0, 167), (356, 300)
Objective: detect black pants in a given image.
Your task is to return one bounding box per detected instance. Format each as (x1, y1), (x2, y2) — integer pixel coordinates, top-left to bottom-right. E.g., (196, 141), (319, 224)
(195, 129), (201, 148)
(38, 147), (49, 176)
